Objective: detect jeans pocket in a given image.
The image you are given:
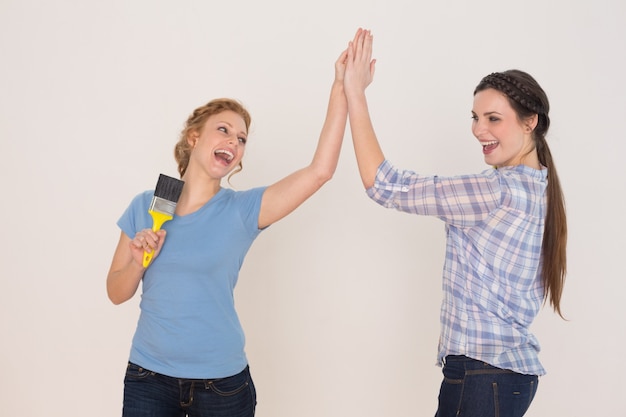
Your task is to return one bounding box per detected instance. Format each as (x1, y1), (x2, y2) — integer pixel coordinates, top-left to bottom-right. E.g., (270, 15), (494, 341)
(493, 376), (538, 417)
(125, 362), (154, 380)
(207, 369), (251, 397)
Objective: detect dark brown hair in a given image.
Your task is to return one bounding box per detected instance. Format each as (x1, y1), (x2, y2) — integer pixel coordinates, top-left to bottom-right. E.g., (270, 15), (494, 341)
(475, 70), (567, 317)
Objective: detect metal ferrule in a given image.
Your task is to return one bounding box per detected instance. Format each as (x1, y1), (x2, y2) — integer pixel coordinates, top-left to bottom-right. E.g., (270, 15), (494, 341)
(149, 196), (177, 215)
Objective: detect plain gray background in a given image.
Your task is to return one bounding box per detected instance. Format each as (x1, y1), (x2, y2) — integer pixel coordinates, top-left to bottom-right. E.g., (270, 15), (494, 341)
(1, 0), (625, 416)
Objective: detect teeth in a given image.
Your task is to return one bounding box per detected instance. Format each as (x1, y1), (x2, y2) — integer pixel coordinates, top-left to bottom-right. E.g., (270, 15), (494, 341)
(215, 149), (234, 162)
(482, 140), (498, 146)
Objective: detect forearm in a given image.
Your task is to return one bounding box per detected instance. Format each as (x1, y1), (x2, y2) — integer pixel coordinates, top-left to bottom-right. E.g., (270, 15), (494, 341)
(346, 91), (384, 189)
(257, 80), (348, 228)
(107, 262), (144, 305)
(107, 234), (145, 304)
(309, 80), (348, 182)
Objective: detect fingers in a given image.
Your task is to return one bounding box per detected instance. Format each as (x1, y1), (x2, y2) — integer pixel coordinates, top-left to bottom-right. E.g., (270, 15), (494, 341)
(364, 30), (373, 59)
(341, 28), (365, 70)
(344, 27), (375, 91)
(347, 40), (354, 63)
(336, 48), (348, 66)
(352, 27), (363, 44)
(355, 29), (372, 63)
(132, 229), (163, 253)
(346, 29), (372, 65)
(335, 48), (348, 81)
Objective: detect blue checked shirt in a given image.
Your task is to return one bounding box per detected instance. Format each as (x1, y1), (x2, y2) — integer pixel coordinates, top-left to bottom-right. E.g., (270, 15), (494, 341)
(367, 160), (548, 375)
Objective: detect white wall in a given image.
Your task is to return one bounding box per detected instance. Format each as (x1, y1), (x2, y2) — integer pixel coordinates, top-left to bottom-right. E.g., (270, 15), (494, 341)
(1, 0), (624, 416)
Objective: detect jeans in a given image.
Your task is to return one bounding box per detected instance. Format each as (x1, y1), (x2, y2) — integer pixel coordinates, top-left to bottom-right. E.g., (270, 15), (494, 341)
(435, 355), (538, 417)
(122, 362), (256, 417)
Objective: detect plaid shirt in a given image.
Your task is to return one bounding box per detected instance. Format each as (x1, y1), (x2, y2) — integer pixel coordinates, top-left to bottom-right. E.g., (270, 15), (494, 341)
(367, 160), (548, 375)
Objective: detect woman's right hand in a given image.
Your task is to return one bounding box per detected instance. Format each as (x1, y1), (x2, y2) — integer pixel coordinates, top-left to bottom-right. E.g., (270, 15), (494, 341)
(344, 28), (376, 97)
(130, 228), (166, 266)
(343, 28), (384, 190)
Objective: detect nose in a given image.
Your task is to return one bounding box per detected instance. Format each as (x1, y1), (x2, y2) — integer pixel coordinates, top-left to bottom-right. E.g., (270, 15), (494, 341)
(472, 119), (485, 138)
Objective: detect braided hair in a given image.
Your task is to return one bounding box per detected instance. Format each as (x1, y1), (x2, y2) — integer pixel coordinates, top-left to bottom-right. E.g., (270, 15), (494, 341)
(475, 70), (567, 318)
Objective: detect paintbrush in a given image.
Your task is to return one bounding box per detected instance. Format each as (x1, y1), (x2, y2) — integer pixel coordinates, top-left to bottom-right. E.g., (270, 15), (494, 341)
(143, 173), (185, 268)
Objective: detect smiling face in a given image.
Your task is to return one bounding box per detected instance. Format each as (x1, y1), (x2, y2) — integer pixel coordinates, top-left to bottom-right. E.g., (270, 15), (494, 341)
(471, 88), (539, 169)
(186, 110), (248, 180)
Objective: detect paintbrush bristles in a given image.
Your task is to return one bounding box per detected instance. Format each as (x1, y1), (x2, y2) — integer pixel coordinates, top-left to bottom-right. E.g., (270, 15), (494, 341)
(153, 174), (184, 202)
(143, 174), (185, 267)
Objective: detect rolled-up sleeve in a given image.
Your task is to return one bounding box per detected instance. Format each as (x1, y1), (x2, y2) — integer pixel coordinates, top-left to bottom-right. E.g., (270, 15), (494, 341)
(366, 160), (502, 227)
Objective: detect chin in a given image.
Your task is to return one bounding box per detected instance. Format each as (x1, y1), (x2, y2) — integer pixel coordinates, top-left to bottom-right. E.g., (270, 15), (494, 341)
(484, 154), (507, 167)
(483, 157), (497, 167)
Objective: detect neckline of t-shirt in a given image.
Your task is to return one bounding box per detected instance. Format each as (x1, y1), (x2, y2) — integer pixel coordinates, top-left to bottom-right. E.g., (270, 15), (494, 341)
(173, 187), (229, 224)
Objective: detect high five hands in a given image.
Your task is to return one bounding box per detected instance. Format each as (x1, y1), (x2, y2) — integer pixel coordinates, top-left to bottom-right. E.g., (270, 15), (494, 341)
(344, 28), (376, 98)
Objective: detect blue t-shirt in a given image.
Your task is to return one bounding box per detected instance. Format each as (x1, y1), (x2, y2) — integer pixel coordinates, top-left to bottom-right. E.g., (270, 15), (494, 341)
(117, 186), (266, 378)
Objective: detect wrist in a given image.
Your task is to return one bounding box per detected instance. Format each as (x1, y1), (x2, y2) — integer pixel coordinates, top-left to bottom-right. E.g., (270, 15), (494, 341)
(345, 88), (367, 102)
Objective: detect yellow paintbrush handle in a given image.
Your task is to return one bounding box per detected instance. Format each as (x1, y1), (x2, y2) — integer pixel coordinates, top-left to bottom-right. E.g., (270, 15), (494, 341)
(142, 210), (174, 268)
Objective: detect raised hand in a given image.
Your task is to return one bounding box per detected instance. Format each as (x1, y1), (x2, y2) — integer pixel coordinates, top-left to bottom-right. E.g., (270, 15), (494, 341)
(343, 28), (383, 189)
(344, 28), (376, 98)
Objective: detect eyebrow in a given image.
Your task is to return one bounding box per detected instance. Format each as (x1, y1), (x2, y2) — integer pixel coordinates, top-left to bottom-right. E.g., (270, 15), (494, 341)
(471, 110), (503, 116)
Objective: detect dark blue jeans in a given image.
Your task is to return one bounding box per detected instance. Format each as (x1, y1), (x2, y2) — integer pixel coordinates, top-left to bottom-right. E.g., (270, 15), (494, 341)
(122, 362), (256, 417)
(435, 355), (538, 417)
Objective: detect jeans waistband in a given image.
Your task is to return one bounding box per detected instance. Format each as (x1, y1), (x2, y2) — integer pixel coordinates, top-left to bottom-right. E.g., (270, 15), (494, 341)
(442, 355), (517, 374)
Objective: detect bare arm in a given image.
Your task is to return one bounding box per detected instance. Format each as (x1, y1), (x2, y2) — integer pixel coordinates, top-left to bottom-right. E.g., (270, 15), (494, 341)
(106, 229), (165, 304)
(343, 29), (383, 189)
(257, 48), (350, 229)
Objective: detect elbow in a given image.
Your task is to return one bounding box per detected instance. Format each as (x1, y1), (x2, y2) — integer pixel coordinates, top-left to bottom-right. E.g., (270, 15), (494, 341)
(107, 291), (128, 305)
(106, 282), (133, 305)
(299, 164), (335, 196)
(320, 170), (334, 185)
(315, 163), (336, 185)
(314, 171), (334, 190)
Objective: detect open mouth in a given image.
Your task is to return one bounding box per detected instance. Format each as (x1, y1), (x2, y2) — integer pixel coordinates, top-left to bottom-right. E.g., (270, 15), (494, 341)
(215, 149), (234, 164)
(481, 140), (499, 152)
